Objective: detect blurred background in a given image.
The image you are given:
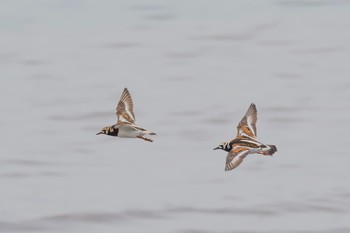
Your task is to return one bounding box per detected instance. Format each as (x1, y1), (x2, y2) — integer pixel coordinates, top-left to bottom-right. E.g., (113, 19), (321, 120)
(1, 0), (350, 232)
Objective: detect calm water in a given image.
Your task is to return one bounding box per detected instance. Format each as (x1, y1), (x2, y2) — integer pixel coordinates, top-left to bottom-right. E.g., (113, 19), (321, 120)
(1, 1), (350, 232)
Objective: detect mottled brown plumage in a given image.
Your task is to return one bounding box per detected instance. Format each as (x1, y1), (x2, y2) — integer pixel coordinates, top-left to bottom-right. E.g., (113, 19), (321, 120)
(116, 88), (135, 124)
(214, 103), (277, 171)
(236, 103), (257, 139)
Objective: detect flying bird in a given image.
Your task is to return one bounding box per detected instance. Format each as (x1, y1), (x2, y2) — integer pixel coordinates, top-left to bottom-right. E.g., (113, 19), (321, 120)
(214, 103), (277, 171)
(97, 88), (156, 142)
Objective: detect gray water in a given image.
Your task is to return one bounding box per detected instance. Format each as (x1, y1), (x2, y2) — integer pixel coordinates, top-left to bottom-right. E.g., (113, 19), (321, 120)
(1, 1), (350, 232)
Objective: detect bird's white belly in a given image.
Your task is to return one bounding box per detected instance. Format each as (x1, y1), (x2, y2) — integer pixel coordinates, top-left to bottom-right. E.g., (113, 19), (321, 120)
(246, 148), (261, 154)
(118, 125), (143, 138)
(250, 147), (272, 154)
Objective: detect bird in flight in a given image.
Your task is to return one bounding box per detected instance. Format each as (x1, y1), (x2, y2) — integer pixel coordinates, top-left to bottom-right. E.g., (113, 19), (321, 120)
(97, 88), (156, 142)
(214, 103), (277, 171)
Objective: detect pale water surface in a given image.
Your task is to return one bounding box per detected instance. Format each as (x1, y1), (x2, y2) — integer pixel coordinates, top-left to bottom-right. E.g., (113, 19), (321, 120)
(1, 0), (350, 232)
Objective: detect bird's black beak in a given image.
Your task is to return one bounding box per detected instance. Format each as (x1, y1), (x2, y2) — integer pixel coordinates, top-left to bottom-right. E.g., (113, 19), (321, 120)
(96, 131), (103, 135)
(213, 146), (220, 150)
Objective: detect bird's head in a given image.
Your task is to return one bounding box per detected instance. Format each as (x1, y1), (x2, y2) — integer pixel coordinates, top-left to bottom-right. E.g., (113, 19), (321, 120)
(213, 142), (231, 152)
(96, 126), (110, 135)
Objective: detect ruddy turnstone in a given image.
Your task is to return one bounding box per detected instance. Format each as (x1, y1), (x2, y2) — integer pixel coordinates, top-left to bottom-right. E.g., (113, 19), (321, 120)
(214, 103), (277, 171)
(96, 88), (156, 142)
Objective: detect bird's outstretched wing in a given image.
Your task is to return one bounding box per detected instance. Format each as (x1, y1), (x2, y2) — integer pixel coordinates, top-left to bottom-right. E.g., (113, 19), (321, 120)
(225, 147), (250, 171)
(116, 88), (136, 124)
(236, 103), (257, 139)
